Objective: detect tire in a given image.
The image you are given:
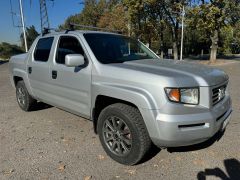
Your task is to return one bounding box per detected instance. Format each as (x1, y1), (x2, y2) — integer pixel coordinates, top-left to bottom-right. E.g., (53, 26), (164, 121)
(97, 103), (152, 165)
(16, 81), (36, 111)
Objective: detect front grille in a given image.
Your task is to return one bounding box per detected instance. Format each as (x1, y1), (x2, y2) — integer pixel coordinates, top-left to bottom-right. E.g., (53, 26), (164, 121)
(212, 84), (227, 106)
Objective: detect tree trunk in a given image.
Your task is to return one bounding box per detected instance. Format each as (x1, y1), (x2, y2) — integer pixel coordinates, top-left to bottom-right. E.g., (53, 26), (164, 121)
(148, 37), (152, 49)
(160, 47), (164, 59)
(210, 30), (218, 63)
(159, 33), (164, 59)
(158, 41), (164, 59)
(172, 24), (179, 60)
(159, 22), (164, 59)
(173, 41), (178, 60)
(210, 46), (217, 63)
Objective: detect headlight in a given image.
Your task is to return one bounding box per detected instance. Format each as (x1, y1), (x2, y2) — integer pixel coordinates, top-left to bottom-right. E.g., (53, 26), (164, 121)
(165, 88), (199, 105)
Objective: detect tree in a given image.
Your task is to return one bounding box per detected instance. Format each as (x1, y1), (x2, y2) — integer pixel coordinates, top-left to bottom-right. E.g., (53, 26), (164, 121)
(188, 0), (240, 62)
(59, 0), (240, 62)
(60, 0), (108, 29)
(97, 4), (128, 33)
(144, 0), (169, 58)
(124, 0), (187, 60)
(161, 0), (182, 60)
(122, 0), (145, 38)
(0, 42), (24, 59)
(20, 25), (39, 49)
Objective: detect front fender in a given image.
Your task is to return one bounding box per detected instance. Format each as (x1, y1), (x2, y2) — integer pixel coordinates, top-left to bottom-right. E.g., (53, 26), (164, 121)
(92, 82), (161, 140)
(92, 82), (158, 109)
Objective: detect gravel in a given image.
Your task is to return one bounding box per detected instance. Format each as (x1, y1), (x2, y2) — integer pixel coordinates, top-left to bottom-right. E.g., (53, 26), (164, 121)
(0, 62), (239, 180)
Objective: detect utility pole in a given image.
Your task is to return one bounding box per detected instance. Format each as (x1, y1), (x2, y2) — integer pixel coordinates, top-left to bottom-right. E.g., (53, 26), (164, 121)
(19, 0), (28, 52)
(180, 6), (185, 61)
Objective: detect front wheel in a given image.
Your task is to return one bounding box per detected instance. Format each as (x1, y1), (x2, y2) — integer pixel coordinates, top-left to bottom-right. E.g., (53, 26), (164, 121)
(97, 103), (152, 165)
(16, 81), (36, 111)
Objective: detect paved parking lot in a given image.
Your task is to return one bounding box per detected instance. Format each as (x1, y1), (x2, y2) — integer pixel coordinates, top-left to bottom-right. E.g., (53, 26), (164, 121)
(0, 61), (239, 180)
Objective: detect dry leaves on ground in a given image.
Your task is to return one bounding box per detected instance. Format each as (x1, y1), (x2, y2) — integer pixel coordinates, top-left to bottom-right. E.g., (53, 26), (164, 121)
(98, 154), (105, 160)
(125, 169), (136, 175)
(84, 175), (92, 180)
(3, 169), (15, 175)
(58, 164), (66, 172)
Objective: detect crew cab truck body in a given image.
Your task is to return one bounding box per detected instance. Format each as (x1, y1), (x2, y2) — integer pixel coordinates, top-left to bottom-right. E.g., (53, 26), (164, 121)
(9, 30), (232, 165)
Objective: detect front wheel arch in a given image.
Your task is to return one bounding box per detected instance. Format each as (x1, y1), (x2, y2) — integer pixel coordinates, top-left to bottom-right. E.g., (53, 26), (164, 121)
(92, 95), (139, 134)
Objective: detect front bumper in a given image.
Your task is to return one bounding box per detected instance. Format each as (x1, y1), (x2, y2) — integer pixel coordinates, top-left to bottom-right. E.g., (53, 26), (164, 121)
(151, 96), (232, 147)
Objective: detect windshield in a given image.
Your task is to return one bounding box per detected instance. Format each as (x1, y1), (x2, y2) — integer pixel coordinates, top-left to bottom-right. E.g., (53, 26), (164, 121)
(84, 33), (159, 64)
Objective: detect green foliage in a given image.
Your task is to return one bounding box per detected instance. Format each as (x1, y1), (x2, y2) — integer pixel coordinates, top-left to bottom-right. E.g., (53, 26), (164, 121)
(97, 4), (128, 33)
(59, 0), (240, 60)
(0, 42), (24, 59)
(188, 1), (227, 35)
(59, 0), (109, 29)
(219, 26), (234, 54)
(20, 25), (39, 49)
(187, 0), (240, 61)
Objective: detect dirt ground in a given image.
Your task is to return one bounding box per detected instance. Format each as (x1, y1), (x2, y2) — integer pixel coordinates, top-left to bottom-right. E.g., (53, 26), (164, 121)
(0, 61), (239, 180)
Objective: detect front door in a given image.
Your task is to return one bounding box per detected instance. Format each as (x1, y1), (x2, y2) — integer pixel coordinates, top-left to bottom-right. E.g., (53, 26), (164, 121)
(49, 35), (91, 118)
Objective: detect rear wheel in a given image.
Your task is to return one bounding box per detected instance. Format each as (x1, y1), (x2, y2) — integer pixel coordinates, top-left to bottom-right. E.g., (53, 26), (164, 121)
(97, 103), (151, 165)
(16, 81), (36, 111)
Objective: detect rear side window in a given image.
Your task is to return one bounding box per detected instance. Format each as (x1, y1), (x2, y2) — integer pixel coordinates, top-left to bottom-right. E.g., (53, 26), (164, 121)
(34, 37), (54, 62)
(56, 36), (84, 64)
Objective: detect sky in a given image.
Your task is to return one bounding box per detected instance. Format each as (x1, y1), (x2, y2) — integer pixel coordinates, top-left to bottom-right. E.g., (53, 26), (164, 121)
(0, 0), (84, 45)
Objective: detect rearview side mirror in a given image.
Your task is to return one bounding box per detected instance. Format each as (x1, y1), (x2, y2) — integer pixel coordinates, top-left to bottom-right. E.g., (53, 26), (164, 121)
(65, 54), (85, 67)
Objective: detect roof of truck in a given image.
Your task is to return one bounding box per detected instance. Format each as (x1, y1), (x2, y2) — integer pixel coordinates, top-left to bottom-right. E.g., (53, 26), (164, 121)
(40, 30), (121, 38)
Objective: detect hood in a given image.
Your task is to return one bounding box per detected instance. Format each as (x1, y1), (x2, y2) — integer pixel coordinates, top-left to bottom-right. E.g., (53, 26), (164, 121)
(10, 53), (28, 64)
(109, 59), (228, 87)
(11, 53), (27, 60)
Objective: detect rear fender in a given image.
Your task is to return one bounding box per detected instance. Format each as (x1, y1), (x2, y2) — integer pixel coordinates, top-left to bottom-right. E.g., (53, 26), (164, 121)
(12, 69), (35, 97)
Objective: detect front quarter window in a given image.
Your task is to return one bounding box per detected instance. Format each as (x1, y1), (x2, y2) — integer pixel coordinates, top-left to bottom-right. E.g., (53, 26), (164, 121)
(84, 33), (158, 64)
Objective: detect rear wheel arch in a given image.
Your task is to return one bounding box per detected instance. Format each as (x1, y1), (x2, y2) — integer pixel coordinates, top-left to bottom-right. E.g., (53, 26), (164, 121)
(15, 80), (36, 111)
(13, 76), (23, 87)
(12, 70), (35, 97)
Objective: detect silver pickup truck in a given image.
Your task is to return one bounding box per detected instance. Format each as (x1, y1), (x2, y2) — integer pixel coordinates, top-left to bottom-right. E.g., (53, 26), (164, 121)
(9, 30), (232, 165)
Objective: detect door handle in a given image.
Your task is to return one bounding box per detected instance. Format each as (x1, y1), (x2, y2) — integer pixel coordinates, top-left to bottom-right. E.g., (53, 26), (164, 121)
(52, 70), (57, 79)
(28, 67), (32, 74)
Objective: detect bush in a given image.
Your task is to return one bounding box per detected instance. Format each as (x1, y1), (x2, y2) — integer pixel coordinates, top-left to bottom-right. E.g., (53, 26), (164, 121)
(0, 42), (24, 59)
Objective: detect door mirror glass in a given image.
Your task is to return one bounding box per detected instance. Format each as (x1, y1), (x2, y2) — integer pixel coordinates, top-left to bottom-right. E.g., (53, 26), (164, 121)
(65, 54), (85, 67)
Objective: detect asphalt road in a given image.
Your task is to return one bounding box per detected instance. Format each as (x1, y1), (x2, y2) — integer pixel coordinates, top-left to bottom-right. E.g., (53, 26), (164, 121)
(0, 61), (240, 180)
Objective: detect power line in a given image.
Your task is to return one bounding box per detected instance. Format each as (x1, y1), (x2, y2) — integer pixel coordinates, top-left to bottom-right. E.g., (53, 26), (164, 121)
(10, 0), (21, 27)
(9, 0), (27, 50)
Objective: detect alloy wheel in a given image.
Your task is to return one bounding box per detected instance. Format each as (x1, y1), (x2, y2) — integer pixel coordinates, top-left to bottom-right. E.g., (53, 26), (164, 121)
(17, 87), (26, 107)
(102, 116), (132, 156)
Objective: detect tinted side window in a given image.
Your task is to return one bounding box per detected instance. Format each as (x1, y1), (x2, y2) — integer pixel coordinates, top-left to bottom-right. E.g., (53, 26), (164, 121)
(56, 36), (84, 64)
(34, 37), (54, 62)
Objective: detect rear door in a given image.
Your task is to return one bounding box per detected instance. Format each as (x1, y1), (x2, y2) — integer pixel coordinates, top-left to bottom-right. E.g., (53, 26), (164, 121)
(27, 37), (55, 102)
(48, 35), (92, 118)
